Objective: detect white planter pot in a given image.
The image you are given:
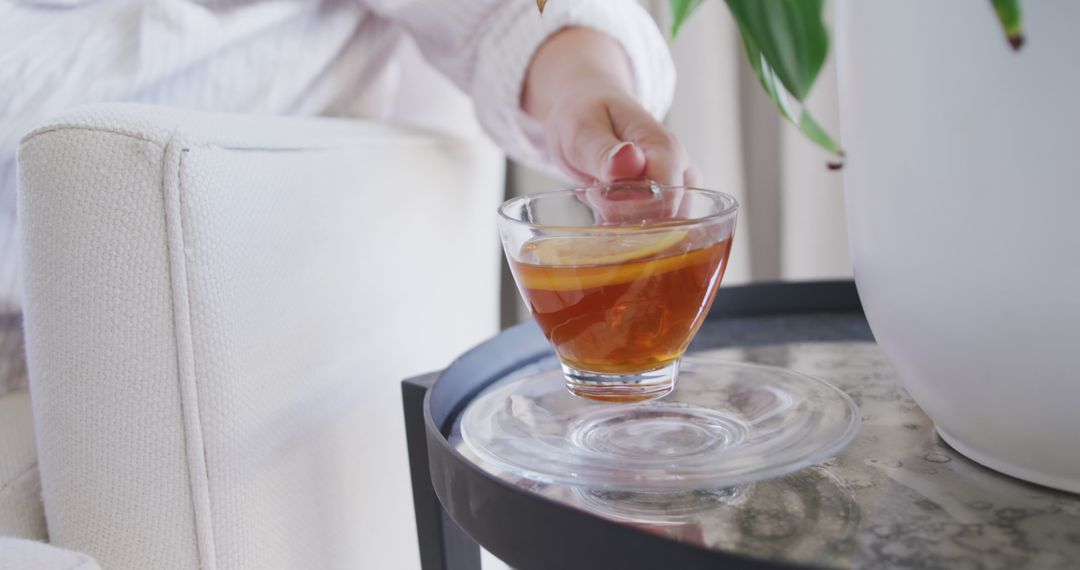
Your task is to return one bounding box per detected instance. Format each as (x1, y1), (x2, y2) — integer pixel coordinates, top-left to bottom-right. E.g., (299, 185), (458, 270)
(836, 0), (1080, 492)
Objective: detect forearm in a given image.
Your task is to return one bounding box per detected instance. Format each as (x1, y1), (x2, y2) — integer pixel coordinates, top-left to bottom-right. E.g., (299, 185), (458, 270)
(368, 0), (674, 174)
(523, 27), (635, 123)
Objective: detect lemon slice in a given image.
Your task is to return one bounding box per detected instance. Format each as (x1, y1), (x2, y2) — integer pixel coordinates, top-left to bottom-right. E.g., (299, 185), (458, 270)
(526, 230), (688, 266)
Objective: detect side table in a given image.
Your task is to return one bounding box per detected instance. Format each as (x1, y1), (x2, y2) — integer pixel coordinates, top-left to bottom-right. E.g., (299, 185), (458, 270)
(402, 281), (1080, 570)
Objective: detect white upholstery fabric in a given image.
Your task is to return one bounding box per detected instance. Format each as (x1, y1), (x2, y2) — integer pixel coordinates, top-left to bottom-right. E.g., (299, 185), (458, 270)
(0, 317), (27, 397)
(18, 103), (503, 569)
(0, 538), (99, 570)
(0, 390), (45, 542)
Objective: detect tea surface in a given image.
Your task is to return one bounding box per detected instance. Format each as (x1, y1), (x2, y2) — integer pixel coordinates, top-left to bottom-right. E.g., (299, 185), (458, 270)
(511, 233), (731, 374)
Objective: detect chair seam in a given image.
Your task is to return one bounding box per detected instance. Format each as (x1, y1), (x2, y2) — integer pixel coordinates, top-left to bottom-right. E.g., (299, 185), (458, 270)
(161, 136), (217, 570)
(20, 123), (474, 153)
(20, 125), (166, 149)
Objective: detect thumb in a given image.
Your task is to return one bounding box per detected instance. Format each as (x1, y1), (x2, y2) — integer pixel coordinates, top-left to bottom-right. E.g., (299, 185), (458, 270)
(603, 141), (647, 181)
(564, 116), (646, 182)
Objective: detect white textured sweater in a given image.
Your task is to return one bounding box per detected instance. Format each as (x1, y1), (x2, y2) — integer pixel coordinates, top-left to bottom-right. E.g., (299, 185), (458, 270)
(0, 0), (676, 314)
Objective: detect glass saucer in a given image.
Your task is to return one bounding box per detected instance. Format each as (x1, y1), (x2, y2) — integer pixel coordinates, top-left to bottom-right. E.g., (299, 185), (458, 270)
(460, 357), (860, 491)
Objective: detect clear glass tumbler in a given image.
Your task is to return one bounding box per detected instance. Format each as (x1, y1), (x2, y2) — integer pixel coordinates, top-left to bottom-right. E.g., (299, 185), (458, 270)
(497, 181), (738, 402)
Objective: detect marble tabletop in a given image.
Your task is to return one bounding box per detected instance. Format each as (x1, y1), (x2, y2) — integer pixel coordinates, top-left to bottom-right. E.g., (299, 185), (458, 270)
(451, 340), (1080, 569)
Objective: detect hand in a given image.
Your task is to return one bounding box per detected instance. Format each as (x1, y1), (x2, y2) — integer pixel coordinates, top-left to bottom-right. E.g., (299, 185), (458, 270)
(523, 28), (700, 187)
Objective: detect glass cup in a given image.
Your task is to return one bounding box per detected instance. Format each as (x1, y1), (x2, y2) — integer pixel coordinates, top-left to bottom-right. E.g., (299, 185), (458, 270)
(465, 181), (857, 492)
(497, 181), (739, 402)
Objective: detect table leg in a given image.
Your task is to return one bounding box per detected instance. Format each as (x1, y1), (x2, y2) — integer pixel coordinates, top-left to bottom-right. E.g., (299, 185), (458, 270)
(403, 373), (482, 570)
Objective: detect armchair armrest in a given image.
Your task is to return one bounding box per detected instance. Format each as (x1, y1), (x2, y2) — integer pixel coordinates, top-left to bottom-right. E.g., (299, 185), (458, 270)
(18, 103), (504, 569)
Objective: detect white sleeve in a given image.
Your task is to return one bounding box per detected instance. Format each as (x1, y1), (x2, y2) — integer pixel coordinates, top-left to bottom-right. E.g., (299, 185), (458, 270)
(363, 0), (676, 172)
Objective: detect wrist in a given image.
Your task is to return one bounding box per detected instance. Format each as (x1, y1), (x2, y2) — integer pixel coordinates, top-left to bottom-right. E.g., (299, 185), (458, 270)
(523, 27), (635, 123)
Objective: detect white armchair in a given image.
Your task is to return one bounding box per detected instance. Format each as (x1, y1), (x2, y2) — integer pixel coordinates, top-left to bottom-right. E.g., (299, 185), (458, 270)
(7, 103), (504, 568)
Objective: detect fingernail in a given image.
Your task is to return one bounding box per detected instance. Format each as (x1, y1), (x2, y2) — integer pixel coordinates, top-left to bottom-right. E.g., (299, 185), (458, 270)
(605, 141), (635, 164)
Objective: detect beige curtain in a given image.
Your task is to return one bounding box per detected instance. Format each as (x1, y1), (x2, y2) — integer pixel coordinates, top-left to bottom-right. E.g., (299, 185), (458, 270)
(504, 1), (852, 325)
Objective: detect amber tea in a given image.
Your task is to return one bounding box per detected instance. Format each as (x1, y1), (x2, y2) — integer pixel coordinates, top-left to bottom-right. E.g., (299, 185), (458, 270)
(510, 229), (732, 400)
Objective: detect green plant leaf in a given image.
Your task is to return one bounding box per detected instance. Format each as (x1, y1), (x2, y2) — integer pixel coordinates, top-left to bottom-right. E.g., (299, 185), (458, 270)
(669, 0), (705, 37)
(724, 0), (828, 100)
(991, 0), (1024, 50)
(736, 20), (841, 158)
(798, 110), (841, 157)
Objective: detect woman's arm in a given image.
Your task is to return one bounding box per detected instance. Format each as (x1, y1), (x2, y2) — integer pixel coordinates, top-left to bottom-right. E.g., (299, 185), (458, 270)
(366, 0), (692, 183)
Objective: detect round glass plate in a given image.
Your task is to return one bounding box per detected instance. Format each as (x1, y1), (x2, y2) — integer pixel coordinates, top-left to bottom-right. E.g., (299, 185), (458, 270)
(460, 357), (860, 491)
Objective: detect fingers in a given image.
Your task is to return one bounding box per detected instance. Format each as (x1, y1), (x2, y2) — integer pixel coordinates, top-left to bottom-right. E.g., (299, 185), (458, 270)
(581, 182), (678, 225)
(605, 141), (647, 181)
(683, 164), (703, 187)
(556, 104), (645, 183)
(607, 98), (691, 186)
(550, 94), (700, 187)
